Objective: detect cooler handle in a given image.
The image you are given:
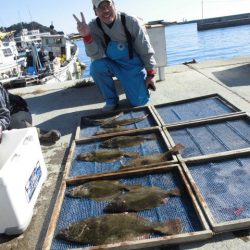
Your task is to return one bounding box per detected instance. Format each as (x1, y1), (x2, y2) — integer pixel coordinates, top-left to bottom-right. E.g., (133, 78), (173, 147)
(23, 135), (34, 146)
(11, 153), (20, 162)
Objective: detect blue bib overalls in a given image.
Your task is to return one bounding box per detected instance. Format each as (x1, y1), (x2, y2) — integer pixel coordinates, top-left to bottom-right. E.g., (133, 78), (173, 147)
(90, 41), (149, 107)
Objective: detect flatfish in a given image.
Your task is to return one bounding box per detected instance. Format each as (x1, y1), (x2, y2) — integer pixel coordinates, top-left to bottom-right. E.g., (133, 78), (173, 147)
(66, 180), (142, 201)
(57, 213), (182, 245)
(100, 135), (156, 148)
(76, 149), (139, 162)
(120, 144), (184, 169)
(104, 186), (181, 212)
(82, 112), (123, 126)
(101, 114), (148, 128)
(94, 127), (134, 135)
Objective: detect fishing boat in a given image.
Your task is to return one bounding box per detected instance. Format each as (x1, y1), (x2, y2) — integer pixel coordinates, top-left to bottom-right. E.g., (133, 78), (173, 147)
(26, 33), (83, 84)
(0, 39), (26, 84)
(3, 33), (85, 89)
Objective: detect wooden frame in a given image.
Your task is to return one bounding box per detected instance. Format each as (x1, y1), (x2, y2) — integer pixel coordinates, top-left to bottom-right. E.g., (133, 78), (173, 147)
(42, 93), (250, 249)
(42, 165), (212, 250)
(65, 127), (177, 179)
(178, 149), (250, 233)
(161, 113), (250, 161)
(151, 93), (242, 127)
(159, 108), (250, 233)
(75, 105), (161, 140)
(163, 112), (246, 130)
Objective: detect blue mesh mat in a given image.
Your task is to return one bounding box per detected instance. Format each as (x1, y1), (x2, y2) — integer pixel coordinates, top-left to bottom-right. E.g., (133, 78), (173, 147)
(187, 156), (250, 224)
(70, 132), (168, 177)
(156, 96), (237, 124)
(169, 118), (250, 158)
(80, 109), (157, 138)
(52, 169), (204, 249)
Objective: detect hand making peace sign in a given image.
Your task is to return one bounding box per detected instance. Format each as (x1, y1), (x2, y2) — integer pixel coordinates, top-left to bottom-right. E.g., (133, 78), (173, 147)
(73, 12), (91, 37)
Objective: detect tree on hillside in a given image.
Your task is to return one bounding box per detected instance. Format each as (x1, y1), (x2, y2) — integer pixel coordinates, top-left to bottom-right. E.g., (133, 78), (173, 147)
(4, 22), (57, 36)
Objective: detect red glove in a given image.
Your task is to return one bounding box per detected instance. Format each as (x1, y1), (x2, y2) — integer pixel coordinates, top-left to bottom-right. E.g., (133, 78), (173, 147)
(146, 69), (156, 91)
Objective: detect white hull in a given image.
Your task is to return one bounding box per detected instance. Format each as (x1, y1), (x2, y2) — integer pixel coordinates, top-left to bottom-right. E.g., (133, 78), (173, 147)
(40, 47), (80, 85)
(0, 40), (26, 81)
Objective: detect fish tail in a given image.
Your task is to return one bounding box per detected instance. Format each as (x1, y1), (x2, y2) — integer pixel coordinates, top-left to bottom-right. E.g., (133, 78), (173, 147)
(153, 219), (182, 235)
(136, 114), (148, 120)
(124, 152), (140, 158)
(82, 117), (96, 126)
(167, 187), (181, 197)
(164, 144), (184, 159)
(170, 143), (184, 154)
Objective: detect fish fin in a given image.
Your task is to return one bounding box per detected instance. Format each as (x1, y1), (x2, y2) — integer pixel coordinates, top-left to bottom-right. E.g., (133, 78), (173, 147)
(124, 184), (144, 191)
(167, 187), (182, 197)
(153, 219), (182, 235)
(56, 230), (68, 241)
(94, 131), (103, 135)
(65, 191), (74, 198)
(76, 154), (83, 161)
(119, 163), (131, 169)
(144, 134), (157, 141)
(124, 152), (140, 158)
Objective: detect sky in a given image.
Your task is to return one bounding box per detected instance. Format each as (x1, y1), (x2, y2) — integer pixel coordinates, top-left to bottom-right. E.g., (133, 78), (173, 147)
(1, 0), (250, 34)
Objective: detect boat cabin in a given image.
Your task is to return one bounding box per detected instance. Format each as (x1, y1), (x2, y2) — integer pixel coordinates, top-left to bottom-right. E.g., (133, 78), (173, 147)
(40, 34), (75, 61)
(14, 29), (50, 49)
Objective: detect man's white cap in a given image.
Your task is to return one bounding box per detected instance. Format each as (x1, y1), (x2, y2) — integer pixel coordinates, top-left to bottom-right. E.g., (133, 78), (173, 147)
(92, 0), (112, 8)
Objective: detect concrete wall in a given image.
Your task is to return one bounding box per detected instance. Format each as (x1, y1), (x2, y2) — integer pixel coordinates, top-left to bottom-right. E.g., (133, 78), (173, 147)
(197, 13), (250, 30)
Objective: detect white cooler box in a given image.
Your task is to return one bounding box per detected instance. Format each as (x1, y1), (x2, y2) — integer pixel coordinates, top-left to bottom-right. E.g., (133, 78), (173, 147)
(0, 127), (47, 235)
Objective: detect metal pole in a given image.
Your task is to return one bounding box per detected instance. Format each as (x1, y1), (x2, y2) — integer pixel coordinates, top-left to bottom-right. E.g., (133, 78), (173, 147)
(202, 0), (204, 19)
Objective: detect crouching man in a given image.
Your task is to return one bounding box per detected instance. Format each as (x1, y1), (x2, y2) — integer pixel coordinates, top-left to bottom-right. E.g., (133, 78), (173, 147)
(73, 0), (157, 112)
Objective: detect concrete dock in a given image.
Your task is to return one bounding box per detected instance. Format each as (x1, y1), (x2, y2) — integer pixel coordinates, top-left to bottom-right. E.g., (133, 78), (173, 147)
(0, 55), (250, 250)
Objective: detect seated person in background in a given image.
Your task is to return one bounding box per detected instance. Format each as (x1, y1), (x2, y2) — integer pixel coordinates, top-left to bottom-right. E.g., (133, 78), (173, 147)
(0, 83), (61, 144)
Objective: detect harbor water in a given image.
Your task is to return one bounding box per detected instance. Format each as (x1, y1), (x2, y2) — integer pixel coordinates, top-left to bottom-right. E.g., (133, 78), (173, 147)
(76, 22), (250, 77)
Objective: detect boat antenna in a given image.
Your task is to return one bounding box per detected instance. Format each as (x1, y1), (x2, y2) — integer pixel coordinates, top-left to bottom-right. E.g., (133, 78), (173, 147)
(50, 21), (56, 34)
(18, 11), (24, 30)
(28, 9), (34, 30)
(50, 21), (54, 30)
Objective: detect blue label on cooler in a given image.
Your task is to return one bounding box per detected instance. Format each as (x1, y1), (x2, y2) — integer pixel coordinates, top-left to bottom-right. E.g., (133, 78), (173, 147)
(25, 161), (42, 203)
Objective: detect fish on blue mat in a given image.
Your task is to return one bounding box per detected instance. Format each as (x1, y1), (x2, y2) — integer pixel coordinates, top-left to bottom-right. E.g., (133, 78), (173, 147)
(66, 180), (142, 201)
(101, 114), (149, 128)
(119, 143), (184, 170)
(82, 112), (124, 126)
(57, 213), (182, 245)
(100, 134), (156, 148)
(104, 186), (181, 213)
(94, 127), (134, 135)
(76, 149), (139, 162)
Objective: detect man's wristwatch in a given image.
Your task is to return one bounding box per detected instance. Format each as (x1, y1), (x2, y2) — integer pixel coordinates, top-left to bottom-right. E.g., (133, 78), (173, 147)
(147, 74), (155, 78)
